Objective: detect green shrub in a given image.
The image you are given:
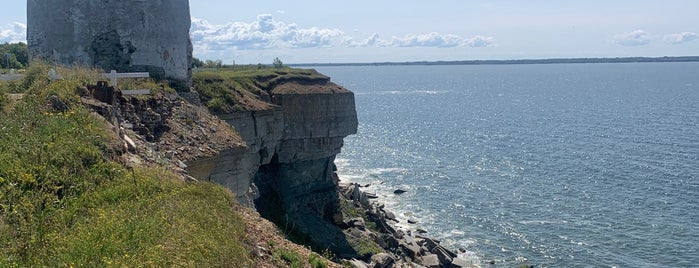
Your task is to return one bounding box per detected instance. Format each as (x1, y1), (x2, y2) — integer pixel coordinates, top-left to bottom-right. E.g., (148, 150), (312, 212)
(309, 253), (328, 268)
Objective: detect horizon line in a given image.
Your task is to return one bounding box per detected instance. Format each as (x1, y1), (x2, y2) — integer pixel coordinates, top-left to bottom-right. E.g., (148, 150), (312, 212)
(287, 55), (699, 67)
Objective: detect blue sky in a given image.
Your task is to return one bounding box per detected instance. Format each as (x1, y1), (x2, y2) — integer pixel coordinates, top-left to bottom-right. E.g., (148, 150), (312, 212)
(1, 1), (698, 64)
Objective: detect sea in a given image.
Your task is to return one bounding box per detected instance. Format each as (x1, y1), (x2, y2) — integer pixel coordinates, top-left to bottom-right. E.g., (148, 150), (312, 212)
(312, 62), (699, 267)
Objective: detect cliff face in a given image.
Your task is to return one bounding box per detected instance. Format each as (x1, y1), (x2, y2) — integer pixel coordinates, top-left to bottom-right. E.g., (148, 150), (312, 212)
(186, 70), (358, 253)
(27, 0), (192, 88)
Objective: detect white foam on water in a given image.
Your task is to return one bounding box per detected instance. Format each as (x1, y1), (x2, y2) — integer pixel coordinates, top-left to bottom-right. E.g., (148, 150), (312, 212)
(518, 220), (569, 225)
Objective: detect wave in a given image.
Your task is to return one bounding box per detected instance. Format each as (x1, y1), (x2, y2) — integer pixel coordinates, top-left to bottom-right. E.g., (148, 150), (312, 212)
(356, 89), (449, 95)
(519, 220), (569, 225)
(367, 167), (409, 175)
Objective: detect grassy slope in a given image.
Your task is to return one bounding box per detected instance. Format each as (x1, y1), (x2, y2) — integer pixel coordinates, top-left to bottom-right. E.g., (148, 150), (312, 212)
(0, 64), (252, 267)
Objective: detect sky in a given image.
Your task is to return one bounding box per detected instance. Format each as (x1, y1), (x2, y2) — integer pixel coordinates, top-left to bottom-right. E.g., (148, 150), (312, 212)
(1, 1), (698, 64)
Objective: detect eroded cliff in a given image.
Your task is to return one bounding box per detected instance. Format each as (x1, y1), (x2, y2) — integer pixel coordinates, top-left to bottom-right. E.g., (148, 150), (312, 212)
(186, 68), (358, 253)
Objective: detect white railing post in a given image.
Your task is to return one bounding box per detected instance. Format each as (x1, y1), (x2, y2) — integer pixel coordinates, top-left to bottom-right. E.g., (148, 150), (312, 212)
(110, 70), (118, 87)
(100, 70), (152, 95)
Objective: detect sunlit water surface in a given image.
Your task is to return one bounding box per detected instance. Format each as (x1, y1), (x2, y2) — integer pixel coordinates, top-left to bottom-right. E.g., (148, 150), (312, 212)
(313, 63), (699, 267)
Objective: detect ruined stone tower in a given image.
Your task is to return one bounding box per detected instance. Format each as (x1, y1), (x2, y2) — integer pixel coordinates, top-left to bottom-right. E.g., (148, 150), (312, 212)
(27, 0), (192, 89)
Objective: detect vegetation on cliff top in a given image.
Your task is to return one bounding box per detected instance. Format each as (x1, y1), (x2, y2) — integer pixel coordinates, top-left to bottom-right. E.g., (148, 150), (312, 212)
(193, 66), (329, 113)
(0, 64), (253, 267)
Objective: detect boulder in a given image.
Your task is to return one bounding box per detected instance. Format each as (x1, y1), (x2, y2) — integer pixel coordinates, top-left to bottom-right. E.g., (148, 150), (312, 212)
(370, 253), (395, 268)
(431, 246), (454, 265)
(383, 210), (398, 222)
(347, 217), (366, 230)
(48, 95), (70, 112)
(348, 258), (369, 268)
(400, 243), (422, 259)
(420, 254), (440, 268)
(450, 258), (474, 268)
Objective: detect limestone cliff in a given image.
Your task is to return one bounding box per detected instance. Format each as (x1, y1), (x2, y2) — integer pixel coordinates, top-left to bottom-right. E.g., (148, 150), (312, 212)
(27, 0), (192, 89)
(186, 68), (358, 253)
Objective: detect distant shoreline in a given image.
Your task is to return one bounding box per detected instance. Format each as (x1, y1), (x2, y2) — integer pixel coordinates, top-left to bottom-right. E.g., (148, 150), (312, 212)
(290, 56), (699, 67)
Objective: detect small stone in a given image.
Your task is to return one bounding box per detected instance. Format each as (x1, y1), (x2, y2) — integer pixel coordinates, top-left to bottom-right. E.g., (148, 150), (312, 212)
(394, 189), (407, 195)
(176, 160), (187, 169)
(123, 134), (136, 153)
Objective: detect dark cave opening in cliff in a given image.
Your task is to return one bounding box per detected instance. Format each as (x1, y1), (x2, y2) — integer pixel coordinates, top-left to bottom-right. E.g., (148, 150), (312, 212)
(252, 154), (359, 258)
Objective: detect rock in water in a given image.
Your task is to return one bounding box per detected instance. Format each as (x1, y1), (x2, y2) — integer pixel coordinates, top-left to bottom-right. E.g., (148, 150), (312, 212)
(27, 0), (193, 90)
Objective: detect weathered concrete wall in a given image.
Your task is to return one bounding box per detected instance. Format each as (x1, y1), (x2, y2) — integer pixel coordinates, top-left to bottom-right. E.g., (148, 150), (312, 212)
(27, 0), (192, 89)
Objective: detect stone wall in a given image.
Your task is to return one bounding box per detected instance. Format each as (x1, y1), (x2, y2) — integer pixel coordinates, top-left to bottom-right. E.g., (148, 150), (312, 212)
(27, 0), (192, 89)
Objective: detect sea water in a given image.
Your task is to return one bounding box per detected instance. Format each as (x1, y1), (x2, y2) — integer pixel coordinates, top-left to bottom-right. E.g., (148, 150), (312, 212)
(313, 63), (699, 267)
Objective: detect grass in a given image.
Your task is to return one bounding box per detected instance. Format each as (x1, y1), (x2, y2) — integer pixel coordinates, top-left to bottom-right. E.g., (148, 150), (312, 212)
(192, 66), (329, 113)
(0, 63), (253, 267)
(309, 253), (328, 268)
(272, 248), (328, 268)
(349, 239), (383, 258)
(273, 248), (303, 268)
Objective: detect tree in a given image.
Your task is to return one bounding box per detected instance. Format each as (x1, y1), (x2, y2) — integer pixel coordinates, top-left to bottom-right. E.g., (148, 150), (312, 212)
(273, 57), (284, 69)
(191, 57), (204, 68)
(203, 59), (223, 68)
(0, 42), (28, 68)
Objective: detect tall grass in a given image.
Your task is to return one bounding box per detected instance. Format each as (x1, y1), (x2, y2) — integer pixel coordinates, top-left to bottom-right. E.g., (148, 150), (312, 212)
(0, 64), (252, 267)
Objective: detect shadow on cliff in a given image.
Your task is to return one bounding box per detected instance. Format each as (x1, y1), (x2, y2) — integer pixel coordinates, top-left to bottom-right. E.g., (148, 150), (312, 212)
(253, 154), (360, 259)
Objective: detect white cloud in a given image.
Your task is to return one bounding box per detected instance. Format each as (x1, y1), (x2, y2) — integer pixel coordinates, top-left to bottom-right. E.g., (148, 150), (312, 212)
(191, 15), (495, 53)
(190, 15), (344, 51)
(614, 30), (651, 46)
(343, 32), (495, 48)
(465, 35), (495, 48)
(664, 32), (698, 44)
(393, 32), (464, 48)
(345, 33), (392, 47)
(0, 22), (26, 43)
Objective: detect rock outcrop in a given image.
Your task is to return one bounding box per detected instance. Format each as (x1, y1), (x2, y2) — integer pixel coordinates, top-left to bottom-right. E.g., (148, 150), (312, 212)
(186, 71), (358, 253)
(27, 0), (193, 89)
